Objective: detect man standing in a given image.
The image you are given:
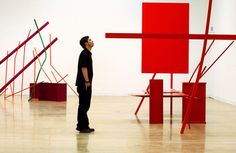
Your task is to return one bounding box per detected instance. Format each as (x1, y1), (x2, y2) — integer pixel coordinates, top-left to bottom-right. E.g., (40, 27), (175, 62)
(75, 36), (95, 133)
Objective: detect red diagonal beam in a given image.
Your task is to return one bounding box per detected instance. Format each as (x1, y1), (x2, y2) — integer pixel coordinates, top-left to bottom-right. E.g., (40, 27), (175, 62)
(106, 33), (236, 40)
(0, 38), (58, 93)
(181, 0), (213, 134)
(188, 39), (215, 83)
(201, 41), (234, 78)
(134, 73), (156, 115)
(49, 34), (78, 96)
(0, 21), (49, 65)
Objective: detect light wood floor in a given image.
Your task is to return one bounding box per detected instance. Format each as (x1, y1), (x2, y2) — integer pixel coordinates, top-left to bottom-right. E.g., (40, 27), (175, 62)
(0, 96), (236, 153)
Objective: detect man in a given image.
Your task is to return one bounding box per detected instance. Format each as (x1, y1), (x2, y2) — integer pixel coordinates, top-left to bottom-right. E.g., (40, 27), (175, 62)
(75, 36), (95, 133)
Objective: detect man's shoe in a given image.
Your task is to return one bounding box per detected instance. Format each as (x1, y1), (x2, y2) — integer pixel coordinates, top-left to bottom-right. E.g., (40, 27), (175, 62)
(79, 129), (91, 133)
(89, 128), (95, 132)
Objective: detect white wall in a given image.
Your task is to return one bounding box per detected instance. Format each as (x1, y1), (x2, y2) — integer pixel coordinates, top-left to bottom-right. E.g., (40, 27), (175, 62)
(207, 0), (236, 105)
(0, 0), (213, 96)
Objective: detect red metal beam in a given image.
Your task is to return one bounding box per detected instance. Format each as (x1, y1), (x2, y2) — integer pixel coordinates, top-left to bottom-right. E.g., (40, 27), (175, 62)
(201, 41), (234, 78)
(0, 38), (58, 93)
(5, 81), (44, 99)
(49, 34), (78, 96)
(188, 39), (215, 83)
(4, 51), (9, 99)
(135, 73), (156, 115)
(0, 22), (49, 65)
(106, 33), (236, 40)
(21, 29), (31, 98)
(181, 0), (213, 134)
(13, 42), (20, 97)
(34, 48), (52, 83)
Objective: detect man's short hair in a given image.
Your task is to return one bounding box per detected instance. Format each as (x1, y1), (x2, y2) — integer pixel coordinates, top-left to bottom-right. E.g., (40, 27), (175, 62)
(80, 36), (89, 49)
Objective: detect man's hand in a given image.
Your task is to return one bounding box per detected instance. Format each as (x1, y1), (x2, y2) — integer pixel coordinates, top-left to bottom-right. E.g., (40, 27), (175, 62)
(85, 82), (91, 90)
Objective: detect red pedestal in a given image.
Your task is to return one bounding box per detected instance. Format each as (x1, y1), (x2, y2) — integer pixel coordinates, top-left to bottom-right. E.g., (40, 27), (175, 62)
(150, 79), (163, 123)
(30, 83), (67, 101)
(30, 83), (40, 98)
(182, 82), (206, 123)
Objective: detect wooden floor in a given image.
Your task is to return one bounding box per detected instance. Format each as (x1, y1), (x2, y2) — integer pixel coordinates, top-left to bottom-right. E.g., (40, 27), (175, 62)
(0, 95), (236, 153)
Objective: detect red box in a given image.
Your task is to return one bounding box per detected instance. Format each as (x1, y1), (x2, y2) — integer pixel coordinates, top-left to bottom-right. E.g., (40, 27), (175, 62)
(182, 82), (206, 123)
(29, 83), (67, 101)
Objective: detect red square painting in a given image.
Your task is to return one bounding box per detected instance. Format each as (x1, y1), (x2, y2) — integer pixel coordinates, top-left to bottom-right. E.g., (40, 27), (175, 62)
(142, 3), (189, 73)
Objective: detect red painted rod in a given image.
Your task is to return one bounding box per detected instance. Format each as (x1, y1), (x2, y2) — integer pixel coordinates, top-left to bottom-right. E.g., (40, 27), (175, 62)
(34, 48), (52, 83)
(5, 81), (44, 99)
(4, 51), (9, 98)
(106, 33), (236, 40)
(49, 34), (78, 96)
(188, 39), (215, 83)
(135, 73), (156, 115)
(0, 22), (49, 65)
(57, 74), (68, 83)
(181, 0), (213, 134)
(146, 73), (157, 93)
(0, 38), (58, 93)
(201, 41), (234, 78)
(21, 29), (31, 98)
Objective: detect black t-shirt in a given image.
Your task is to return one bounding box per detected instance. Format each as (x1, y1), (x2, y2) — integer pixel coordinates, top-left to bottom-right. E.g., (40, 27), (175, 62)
(75, 49), (93, 87)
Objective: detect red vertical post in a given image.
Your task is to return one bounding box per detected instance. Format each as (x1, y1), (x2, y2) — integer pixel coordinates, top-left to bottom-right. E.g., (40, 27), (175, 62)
(13, 42), (20, 98)
(49, 34), (78, 96)
(4, 51), (9, 99)
(150, 79), (163, 123)
(170, 73), (173, 118)
(33, 51), (36, 83)
(21, 30), (31, 98)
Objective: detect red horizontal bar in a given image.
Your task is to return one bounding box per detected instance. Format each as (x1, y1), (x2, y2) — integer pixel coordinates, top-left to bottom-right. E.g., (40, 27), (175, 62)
(106, 33), (236, 40)
(0, 38), (58, 93)
(0, 21), (49, 65)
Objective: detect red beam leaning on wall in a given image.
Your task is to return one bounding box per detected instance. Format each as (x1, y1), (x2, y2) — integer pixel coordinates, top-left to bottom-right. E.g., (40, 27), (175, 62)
(0, 38), (58, 93)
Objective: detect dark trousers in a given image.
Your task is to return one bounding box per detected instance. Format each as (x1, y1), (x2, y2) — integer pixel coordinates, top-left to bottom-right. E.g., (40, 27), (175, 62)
(77, 86), (92, 130)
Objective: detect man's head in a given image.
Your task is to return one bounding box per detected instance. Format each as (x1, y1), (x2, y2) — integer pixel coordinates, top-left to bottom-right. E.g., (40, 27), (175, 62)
(80, 36), (94, 50)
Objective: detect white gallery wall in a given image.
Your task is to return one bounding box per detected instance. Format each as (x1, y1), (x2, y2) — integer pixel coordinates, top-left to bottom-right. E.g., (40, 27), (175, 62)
(0, 0), (235, 105)
(207, 0), (236, 105)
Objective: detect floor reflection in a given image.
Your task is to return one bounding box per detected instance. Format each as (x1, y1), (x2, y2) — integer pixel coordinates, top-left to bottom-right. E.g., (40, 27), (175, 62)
(181, 124), (206, 153)
(76, 133), (90, 153)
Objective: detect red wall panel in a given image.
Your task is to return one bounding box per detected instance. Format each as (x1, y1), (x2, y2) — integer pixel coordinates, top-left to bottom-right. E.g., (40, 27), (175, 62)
(142, 3), (189, 73)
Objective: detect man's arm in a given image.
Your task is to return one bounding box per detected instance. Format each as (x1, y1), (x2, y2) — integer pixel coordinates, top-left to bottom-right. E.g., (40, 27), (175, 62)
(82, 67), (91, 89)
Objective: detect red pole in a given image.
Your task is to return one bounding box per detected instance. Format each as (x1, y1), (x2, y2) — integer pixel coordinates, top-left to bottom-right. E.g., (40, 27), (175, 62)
(4, 51), (9, 99)
(170, 73), (173, 118)
(33, 51), (36, 83)
(106, 33), (236, 40)
(13, 42), (20, 98)
(188, 39), (215, 83)
(0, 22), (49, 65)
(5, 81), (44, 98)
(34, 48), (52, 83)
(135, 73), (156, 115)
(51, 71), (58, 82)
(0, 38), (58, 93)
(21, 29), (31, 98)
(201, 41), (234, 78)
(181, 0), (213, 134)
(49, 34), (78, 96)
(57, 74), (68, 83)
(146, 73), (157, 93)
